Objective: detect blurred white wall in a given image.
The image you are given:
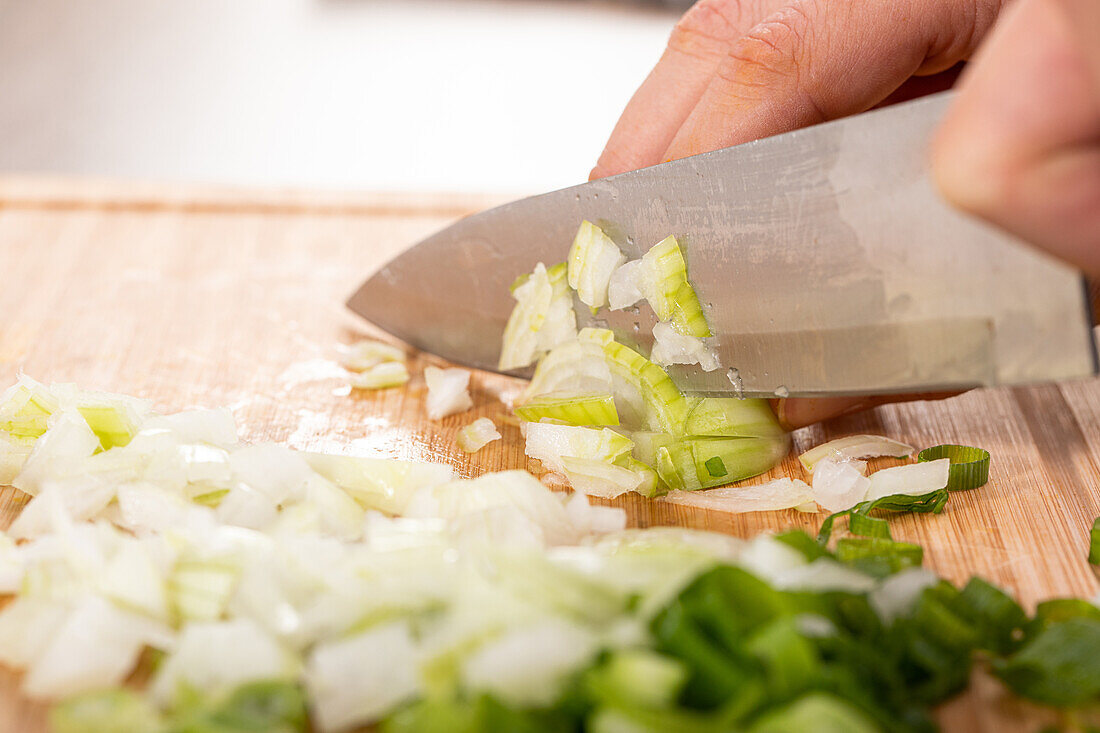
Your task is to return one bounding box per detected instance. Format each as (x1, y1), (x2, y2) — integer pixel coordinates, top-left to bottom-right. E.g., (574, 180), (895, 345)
(0, 0), (678, 194)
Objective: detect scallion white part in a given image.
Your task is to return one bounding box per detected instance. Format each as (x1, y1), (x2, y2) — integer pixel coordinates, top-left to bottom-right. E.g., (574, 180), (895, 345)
(350, 362), (409, 390)
(338, 339), (406, 372)
(865, 458), (950, 502)
(424, 366), (473, 420)
(658, 477), (814, 514)
(456, 417), (501, 454)
(799, 435), (915, 473)
(650, 321), (721, 372)
(811, 459), (872, 513)
(567, 220), (626, 310)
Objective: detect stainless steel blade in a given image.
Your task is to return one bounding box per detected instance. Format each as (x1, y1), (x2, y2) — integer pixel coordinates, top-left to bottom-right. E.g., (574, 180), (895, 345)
(348, 92), (1097, 397)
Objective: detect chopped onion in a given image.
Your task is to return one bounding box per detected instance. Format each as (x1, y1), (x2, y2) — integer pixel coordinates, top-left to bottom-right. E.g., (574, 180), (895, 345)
(869, 567), (939, 623)
(456, 417), (501, 453)
(349, 362), (409, 390)
(499, 263), (577, 371)
(607, 259), (645, 311)
(865, 458), (950, 502)
(659, 477), (814, 513)
(799, 435), (914, 472)
(338, 339), (406, 372)
(424, 367), (474, 420)
(523, 423), (632, 475)
(811, 459), (871, 513)
(305, 622), (419, 732)
(650, 321), (720, 372)
(560, 457), (643, 498)
(567, 220), (626, 310)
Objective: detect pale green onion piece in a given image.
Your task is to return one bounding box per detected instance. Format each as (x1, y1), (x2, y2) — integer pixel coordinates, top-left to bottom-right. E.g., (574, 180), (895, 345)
(0, 378), (60, 439)
(658, 477), (813, 513)
(499, 262), (577, 371)
(629, 431), (675, 468)
(424, 367), (473, 420)
(1088, 517), (1100, 565)
(602, 339), (689, 434)
(339, 339), (406, 372)
(350, 362), (409, 390)
(76, 405), (139, 450)
(799, 435), (915, 473)
(639, 236), (711, 338)
(304, 452), (453, 514)
(864, 458), (950, 502)
(649, 322), (720, 372)
(456, 418), (501, 454)
(683, 398), (786, 439)
(567, 220), (626, 310)
(657, 436), (790, 491)
(514, 393), (619, 426)
(521, 335), (614, 403)
(0, 434), (34, 484)
(168, 558), (239, 623)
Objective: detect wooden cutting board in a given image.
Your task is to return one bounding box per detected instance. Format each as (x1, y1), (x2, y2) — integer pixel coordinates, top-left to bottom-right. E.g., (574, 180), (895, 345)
(0, 176), (1097, 732)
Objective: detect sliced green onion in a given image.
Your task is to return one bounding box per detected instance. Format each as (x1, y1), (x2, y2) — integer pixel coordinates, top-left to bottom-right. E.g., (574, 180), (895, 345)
(640, 236), (711, 338)
(656, 436), (790, 492)
(602, 340), (689, 434)
(917, 444), (990, 490)
(567, 220), (626, 310)
(514, 393), (619, 426)
(499, 262), (577, 371)
(993, 617), (1100, 706)
(817, 489), (949, 545)
(50, 688), (165, 733)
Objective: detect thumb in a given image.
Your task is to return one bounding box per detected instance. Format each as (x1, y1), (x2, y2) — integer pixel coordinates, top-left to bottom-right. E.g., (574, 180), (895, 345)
(663, 0), (1003, 160)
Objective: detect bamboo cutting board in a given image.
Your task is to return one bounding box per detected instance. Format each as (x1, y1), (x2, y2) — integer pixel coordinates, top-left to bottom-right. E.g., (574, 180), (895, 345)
(0, 177), (1097, 732)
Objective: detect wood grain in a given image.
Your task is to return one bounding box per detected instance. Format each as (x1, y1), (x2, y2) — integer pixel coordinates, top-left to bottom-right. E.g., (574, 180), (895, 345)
(0, 176), (1097, 732)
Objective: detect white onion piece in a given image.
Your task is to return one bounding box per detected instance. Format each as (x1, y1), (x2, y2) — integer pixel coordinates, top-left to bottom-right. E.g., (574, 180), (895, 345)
(737, 535), (808, 583)
(607, 259), (645, 311)
(462, 619), (597, 707)
(0, 434), (33, 485)
(349, 362), (409, 390)
(564, 493), (627, 535)
(523, 423), (631, 475)
(152, 618), (296, 706)
(811, 459), (871, 513)
(424, 367), (474, 419)
(14, 410), (101, 496)
(306, 622), (419, 732)
(658, 478), (814, 514)
(567, 221), (626, 310)
(799, 435), (915, 472)
(456, 417), (501, 454)
(865, 458), (950, 502)
(0, 598), (69, 668)
(144, 408), (239, 447)
(870, 567), (938, 623)
(24, 596), (173, 700)
(228, 444), (313, 505)
(560, 457), (642, 499)
(649, 322), (721, 372)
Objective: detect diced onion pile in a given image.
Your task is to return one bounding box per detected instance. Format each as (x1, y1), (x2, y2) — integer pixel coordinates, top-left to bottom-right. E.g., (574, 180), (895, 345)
(503, 222), (790, 499)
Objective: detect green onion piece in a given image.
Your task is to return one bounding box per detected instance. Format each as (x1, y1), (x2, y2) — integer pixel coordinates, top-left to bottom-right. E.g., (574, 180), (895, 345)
(747, 693), (880, 733)
(993, 617), (1100, 706)
(194, 680), (309, 733)
(1089, 516), (1100, 565)
(584, 649), (689, 710)
(917, 444), (990, 490)
(514, 393), (619, 426)
(817, 489), (949, 545)
(836, 538), (923, 576)
(1034, 598), (1100, 626)
(683, 398), (786, 439)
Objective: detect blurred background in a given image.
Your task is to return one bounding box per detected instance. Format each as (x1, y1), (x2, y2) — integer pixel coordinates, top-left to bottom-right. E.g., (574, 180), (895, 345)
(0, 0), (687, 195)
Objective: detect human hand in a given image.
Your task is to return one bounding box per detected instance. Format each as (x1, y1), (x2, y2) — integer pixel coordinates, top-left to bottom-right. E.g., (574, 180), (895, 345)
(933, 0), (1100, 279)
(592, 0), (1013, 428)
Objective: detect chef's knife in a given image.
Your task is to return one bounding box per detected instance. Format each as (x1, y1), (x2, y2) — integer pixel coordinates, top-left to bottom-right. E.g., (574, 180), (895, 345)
(348, 92), (1098, 398)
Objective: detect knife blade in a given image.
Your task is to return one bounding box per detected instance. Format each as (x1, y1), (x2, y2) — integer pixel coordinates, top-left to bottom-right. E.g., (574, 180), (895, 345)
(348, 92), (1097, 397)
